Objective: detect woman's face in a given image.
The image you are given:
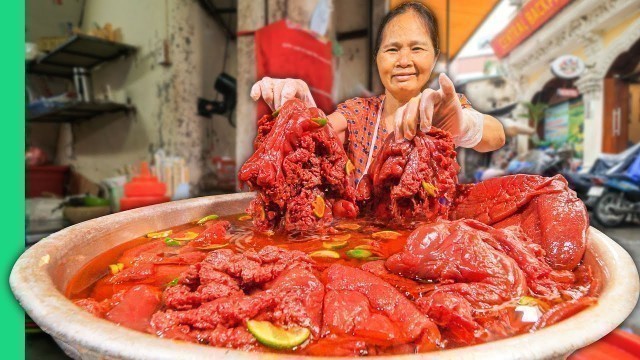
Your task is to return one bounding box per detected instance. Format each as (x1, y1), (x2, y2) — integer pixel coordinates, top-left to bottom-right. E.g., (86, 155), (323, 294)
(376, 11), (437, 103)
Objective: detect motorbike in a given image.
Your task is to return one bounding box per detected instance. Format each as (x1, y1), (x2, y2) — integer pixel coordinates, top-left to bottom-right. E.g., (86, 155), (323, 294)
(564, 143), (640, 204)
(505, 147), (572, 177)
(588, 145), (640, 227)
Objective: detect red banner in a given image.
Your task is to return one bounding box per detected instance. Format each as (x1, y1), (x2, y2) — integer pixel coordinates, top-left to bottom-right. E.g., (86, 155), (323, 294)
(491, 0), (571, 58)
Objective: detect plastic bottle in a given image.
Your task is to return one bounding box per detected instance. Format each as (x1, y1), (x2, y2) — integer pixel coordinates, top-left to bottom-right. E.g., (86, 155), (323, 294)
(119, 162), (170, 211)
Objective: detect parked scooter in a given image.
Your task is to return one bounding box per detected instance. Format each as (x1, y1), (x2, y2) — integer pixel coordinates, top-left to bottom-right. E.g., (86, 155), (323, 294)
(564, 143), (640, 203)
(506, 147), (572, 177)
(589, 146), (640, 227)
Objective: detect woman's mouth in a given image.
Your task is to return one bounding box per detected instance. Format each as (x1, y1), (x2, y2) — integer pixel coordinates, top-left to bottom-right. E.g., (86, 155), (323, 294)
(393, 73), (416, 82)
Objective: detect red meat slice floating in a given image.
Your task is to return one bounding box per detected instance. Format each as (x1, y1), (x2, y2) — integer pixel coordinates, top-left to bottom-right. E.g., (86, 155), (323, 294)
(365, 128), (459, 224)
(150, 246), (324, 350)
(385, 219), (595, 345)
(239, 99), (358, 232)
(322, 264), (441, 350)
(452, 174), (588, 270)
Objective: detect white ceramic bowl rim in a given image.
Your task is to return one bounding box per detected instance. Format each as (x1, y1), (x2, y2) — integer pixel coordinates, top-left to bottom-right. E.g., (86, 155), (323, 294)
(10, 193), (640, 360)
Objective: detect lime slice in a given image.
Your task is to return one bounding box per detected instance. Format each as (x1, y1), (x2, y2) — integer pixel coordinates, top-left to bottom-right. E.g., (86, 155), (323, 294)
(354, 244), (373, 250)
(322, 240), (349, 250)
(238, 214), (252, 221)
(173, 231), (199, 241)
(347, 249), (372, 259)
(247, 320), (310, 349)
(309, 250), (340, 259)
(197, 214), (219, 224)
(332, 233), (351, 241)
(311, 117), (328, 126)
(312, 196), (325, 218)
(345, 160), (355, 176)
(164, 237), (182, 247)
(372, 230), (401, 240)
(147, 230), (172, 238)
(335, 223), (361, 230)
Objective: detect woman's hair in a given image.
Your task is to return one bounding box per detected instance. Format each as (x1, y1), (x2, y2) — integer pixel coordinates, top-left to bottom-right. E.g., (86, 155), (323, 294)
(374, 2), (440, 57)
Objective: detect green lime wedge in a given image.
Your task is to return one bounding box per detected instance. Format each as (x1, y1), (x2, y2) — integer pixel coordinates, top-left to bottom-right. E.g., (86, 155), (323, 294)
(309, 250), (340, 259)
(311, 117), (328, 126)
(346, 249), (372, 259)
(322, 240), (349, 250)
(246, 320), (310, 349)
(197, 214), (219, 224)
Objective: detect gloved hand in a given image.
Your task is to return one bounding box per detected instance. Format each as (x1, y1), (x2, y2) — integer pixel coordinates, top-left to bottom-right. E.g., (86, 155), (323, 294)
(250, 77), (316, 111)
(394, 73), (483, 148)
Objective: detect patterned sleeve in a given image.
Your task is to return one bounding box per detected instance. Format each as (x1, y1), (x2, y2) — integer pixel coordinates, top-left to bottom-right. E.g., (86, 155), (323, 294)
(457, 93), (473, 110)
(335, 99), (357, 123)
(334, 98), (358, 151)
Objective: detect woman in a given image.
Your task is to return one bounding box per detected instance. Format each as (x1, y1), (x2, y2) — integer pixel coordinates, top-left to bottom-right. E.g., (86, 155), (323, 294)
(250, 2), (505, 181)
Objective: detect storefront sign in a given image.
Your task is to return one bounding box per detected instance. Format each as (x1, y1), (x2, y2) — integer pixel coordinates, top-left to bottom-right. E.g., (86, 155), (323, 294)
(544, 101), (570, 145)
(544, 99), (584, 156)
(551, 55), (586, 79)
(491, 0), (571, 58)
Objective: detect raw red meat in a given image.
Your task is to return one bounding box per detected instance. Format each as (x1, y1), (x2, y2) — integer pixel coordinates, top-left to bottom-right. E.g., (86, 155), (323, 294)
(105, 285), (162, 332)
(386, 220), (528, 344)
(452, 174), (588, 270)
(239, 99), (358, 232)
(322, 264), (441, 352)
(150, 246), (324, 349)
(367, 128), (459, 223)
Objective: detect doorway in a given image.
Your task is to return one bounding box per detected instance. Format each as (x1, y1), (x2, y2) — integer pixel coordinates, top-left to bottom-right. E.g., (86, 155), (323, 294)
(603, 37), (640, 153)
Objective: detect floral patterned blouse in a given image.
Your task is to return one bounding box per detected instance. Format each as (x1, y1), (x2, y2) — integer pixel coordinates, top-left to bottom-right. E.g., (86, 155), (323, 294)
(335, 93), (473, 182)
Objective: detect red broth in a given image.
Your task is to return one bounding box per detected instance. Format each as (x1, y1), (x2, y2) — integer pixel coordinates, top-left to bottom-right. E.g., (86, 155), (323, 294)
(66, 214), (597, 355)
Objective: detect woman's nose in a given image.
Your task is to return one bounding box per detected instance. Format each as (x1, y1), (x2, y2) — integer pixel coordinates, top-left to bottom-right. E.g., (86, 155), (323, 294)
(396, 48), (412, 67)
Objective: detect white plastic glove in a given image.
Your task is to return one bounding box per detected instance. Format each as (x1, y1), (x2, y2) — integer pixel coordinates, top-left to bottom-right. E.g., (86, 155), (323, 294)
(250, 77), (316, 111)
(393, 73), (483, 148)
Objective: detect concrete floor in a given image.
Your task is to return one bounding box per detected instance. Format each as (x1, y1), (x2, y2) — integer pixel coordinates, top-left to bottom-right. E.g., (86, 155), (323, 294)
(25, 218), (640, 358)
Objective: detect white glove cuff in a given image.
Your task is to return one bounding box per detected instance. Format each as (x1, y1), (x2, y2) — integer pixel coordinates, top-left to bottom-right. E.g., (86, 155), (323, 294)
(455, 108), (484, 148)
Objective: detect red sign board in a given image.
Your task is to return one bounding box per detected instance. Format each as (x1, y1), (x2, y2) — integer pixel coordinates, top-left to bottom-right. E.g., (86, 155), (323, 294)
(491, 0), (571, 58)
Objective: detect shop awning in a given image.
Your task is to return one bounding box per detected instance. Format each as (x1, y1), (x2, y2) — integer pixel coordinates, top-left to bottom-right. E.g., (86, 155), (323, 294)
(390, 0), (500, 61)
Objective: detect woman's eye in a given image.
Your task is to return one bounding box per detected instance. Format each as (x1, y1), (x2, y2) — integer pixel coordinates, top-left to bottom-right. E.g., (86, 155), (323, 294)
(386, 48), (398, 53)
(412, 47), (425, 51)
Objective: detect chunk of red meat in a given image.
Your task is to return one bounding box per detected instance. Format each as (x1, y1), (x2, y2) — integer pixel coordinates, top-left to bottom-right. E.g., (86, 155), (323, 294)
(151, 247), (325, 349)
(239, 99), (358, 231)
(107, 263), (155, 284)
(386, 220), (528, 306)
(323, 264), (441, 350)
(254, 113), (275, 150)
(452, 174), (588, 270)
(360, 260), (435, 301)
(74, 298), (110, 318)
(386, 220), (527, 345)
(453, 220), (575, 301)
(368, 128), (459, 223)
(190, 220), (230, 248)
(105, 285), (161, 332)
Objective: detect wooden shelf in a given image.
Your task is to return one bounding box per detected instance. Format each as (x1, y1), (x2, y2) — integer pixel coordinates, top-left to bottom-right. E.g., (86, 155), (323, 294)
(27, 34), (137, 78)
(28, 101), (134, 123)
